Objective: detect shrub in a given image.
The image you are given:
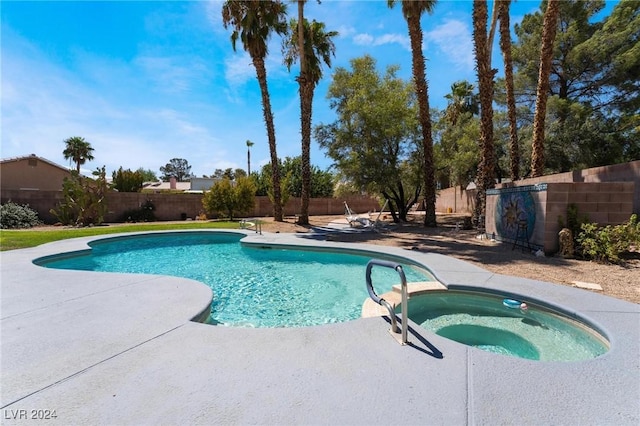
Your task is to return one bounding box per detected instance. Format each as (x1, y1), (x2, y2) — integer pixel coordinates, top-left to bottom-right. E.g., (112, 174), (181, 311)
(576, 214), (640, 264)
(0, 202), (42, 229)
(112, 167), (144, 192)
(50, 167), (109, 226)
(558, 203), (590, 256)
(202, 177), (256, 220)
(121, 199), (156, 222)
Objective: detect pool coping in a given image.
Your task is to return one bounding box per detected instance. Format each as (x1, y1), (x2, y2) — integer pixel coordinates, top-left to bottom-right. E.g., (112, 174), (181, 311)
(1, 229), (638, 425)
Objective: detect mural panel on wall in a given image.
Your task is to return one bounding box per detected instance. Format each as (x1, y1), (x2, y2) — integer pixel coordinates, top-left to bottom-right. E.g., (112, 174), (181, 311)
(493, 186), (538, 242)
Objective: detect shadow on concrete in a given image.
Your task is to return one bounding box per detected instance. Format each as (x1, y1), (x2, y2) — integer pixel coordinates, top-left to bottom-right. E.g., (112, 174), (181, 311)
(297, 218), (581, 271)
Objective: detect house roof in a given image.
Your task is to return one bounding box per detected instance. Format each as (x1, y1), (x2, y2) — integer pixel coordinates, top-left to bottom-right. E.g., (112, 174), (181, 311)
(142, 181), (192, 191)
(0, 154), (71, 173)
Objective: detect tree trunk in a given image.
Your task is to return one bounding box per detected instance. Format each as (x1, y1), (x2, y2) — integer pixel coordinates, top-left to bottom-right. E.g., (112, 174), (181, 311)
(297, 1), (310, 225)
(498, 0), (520, 181)
(472, 0), (496, 226)
(531, 0), (560, 178)
(407, 14), (436, 227)
(253, 56), (283, 221)
(299, 80), (314, 225)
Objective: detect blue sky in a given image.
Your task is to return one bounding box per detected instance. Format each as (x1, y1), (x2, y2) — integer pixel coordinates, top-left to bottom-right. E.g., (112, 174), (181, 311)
(1, 0), (614, 179)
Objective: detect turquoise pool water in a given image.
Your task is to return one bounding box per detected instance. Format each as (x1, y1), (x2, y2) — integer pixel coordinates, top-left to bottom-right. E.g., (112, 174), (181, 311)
(37, 232), (433, 327)
(402, 291), (609, 361)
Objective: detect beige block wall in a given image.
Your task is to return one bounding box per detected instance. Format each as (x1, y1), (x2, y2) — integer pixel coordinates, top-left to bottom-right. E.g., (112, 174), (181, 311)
(435, 186), (477, 213)
(487, 181), (635, 254)
(1, 190), (380, 224)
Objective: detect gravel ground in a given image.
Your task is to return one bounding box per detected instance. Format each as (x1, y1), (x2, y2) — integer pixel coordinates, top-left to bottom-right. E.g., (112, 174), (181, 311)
(256, 214), (640, 305)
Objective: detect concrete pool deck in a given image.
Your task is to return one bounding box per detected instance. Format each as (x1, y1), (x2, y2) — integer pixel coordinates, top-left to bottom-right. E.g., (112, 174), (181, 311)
(1, 230), (638, 425)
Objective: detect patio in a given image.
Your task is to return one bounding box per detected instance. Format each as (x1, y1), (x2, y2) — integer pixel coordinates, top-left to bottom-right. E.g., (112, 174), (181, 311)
(1, 230), (638, 425)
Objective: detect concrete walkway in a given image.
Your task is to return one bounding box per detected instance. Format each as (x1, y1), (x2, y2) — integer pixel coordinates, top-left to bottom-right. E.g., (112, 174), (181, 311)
(1, 230), (638, 425)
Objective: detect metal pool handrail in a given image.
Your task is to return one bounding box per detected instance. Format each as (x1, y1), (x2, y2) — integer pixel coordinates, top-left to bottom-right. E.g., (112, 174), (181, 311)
(365, 259), (408, 345)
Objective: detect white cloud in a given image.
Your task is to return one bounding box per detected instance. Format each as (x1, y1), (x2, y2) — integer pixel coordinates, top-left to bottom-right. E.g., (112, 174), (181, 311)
(353, 33), (374, 46)
(353, 32), (410, 51)
(135, 55), (210, 94)
(224, 51), (255, 86)
(424, 19), (475, 71)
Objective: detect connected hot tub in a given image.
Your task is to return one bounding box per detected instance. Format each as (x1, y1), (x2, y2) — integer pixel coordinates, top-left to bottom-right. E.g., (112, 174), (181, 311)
(400, 290), (609, 361)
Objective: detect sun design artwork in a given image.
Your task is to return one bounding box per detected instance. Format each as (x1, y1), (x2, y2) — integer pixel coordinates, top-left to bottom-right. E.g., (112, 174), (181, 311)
(495, 191), (536, 240)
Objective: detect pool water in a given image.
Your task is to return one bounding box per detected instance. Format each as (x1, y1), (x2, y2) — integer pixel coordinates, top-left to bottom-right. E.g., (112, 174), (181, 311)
(37, 232), (433, 327)
(402, 291), (609, 361)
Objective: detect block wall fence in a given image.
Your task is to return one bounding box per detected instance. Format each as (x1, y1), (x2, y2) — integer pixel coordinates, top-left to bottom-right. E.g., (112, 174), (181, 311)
(0, 190), (381, 224)
(2, 161), (637, 255)
(435, 160), (639, 216)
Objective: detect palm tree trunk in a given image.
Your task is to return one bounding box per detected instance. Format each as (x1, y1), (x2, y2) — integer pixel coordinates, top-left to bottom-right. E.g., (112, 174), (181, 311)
(472, 0), (496, 226)
(299, 80), (314, 225)
(296, 1), (311, 226)
(253, 56), (283, 221)
(407, 14), (436, 227)
(531, 0), (560, 178)
(498, 0), (520, 181)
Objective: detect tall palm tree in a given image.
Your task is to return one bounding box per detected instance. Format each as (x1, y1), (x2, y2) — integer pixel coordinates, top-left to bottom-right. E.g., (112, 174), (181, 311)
(295, 0), (309, 226)
(246, 139), (254, 175)
(284, 17), (337, 225)
(222, 0), (288, 221)
(531, 0), (560, 177)
(498, 0), (520, 181)
(388, 0), (437, 227)
(472, 0), (496, 226)
(62, 136), (94, 173)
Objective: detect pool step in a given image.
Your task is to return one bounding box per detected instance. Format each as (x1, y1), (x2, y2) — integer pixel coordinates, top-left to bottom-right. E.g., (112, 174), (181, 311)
(361, 281), (447, 318)
(392, 281), (447, 296)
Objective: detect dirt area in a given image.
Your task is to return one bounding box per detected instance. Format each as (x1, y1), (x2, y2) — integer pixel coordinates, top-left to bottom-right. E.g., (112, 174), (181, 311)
(255, 214), (640, 305)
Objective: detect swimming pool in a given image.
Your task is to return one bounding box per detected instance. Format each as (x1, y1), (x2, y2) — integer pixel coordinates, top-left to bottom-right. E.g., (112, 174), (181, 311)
(401, 291), (609, 361)
(36, 232), (434, 327)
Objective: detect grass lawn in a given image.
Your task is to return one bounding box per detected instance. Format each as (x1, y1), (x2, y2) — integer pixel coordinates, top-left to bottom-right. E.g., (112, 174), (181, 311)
(0, 221), (239, 251)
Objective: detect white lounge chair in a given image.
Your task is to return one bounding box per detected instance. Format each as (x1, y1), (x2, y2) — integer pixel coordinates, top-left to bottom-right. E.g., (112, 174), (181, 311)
(344, 201), (372, 227)
(344, 199), (390, 230)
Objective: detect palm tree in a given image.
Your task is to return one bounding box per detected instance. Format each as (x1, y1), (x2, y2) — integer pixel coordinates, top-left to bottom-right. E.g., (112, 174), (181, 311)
(222, 0), (288, 221)
(498, 0), (520, 181)
(388, 0), (437, 227)
(284, 17), (337, 225)
(295, 0), (309, 226)
(531, 0), (560, 177)
(246, 139), (254, 175)
(472, 0), (496, 226)
(62, 136), (94, 173)
(444, 80), (479, 125)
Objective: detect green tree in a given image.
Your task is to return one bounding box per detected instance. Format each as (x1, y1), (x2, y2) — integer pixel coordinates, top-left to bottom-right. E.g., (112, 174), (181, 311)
(283, 16), (337, 225)
(202, 176), (256, 220)
(444, 80), (479, 125)
(433, 109), (480, 190)
(388, 0), (437, 227)
(51, 167), (109, 226)
(511, 1), (639, 173)
(112, 167), (144, 192)
(136, 168), (158, 182)
(314, 55), (421, 222)
(253, 157), (333, 198)
(222, 0), (288, 222)
(62, 136), (95, 173)
(212, 168), (243, 180)
(159, 158), (192, 181)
